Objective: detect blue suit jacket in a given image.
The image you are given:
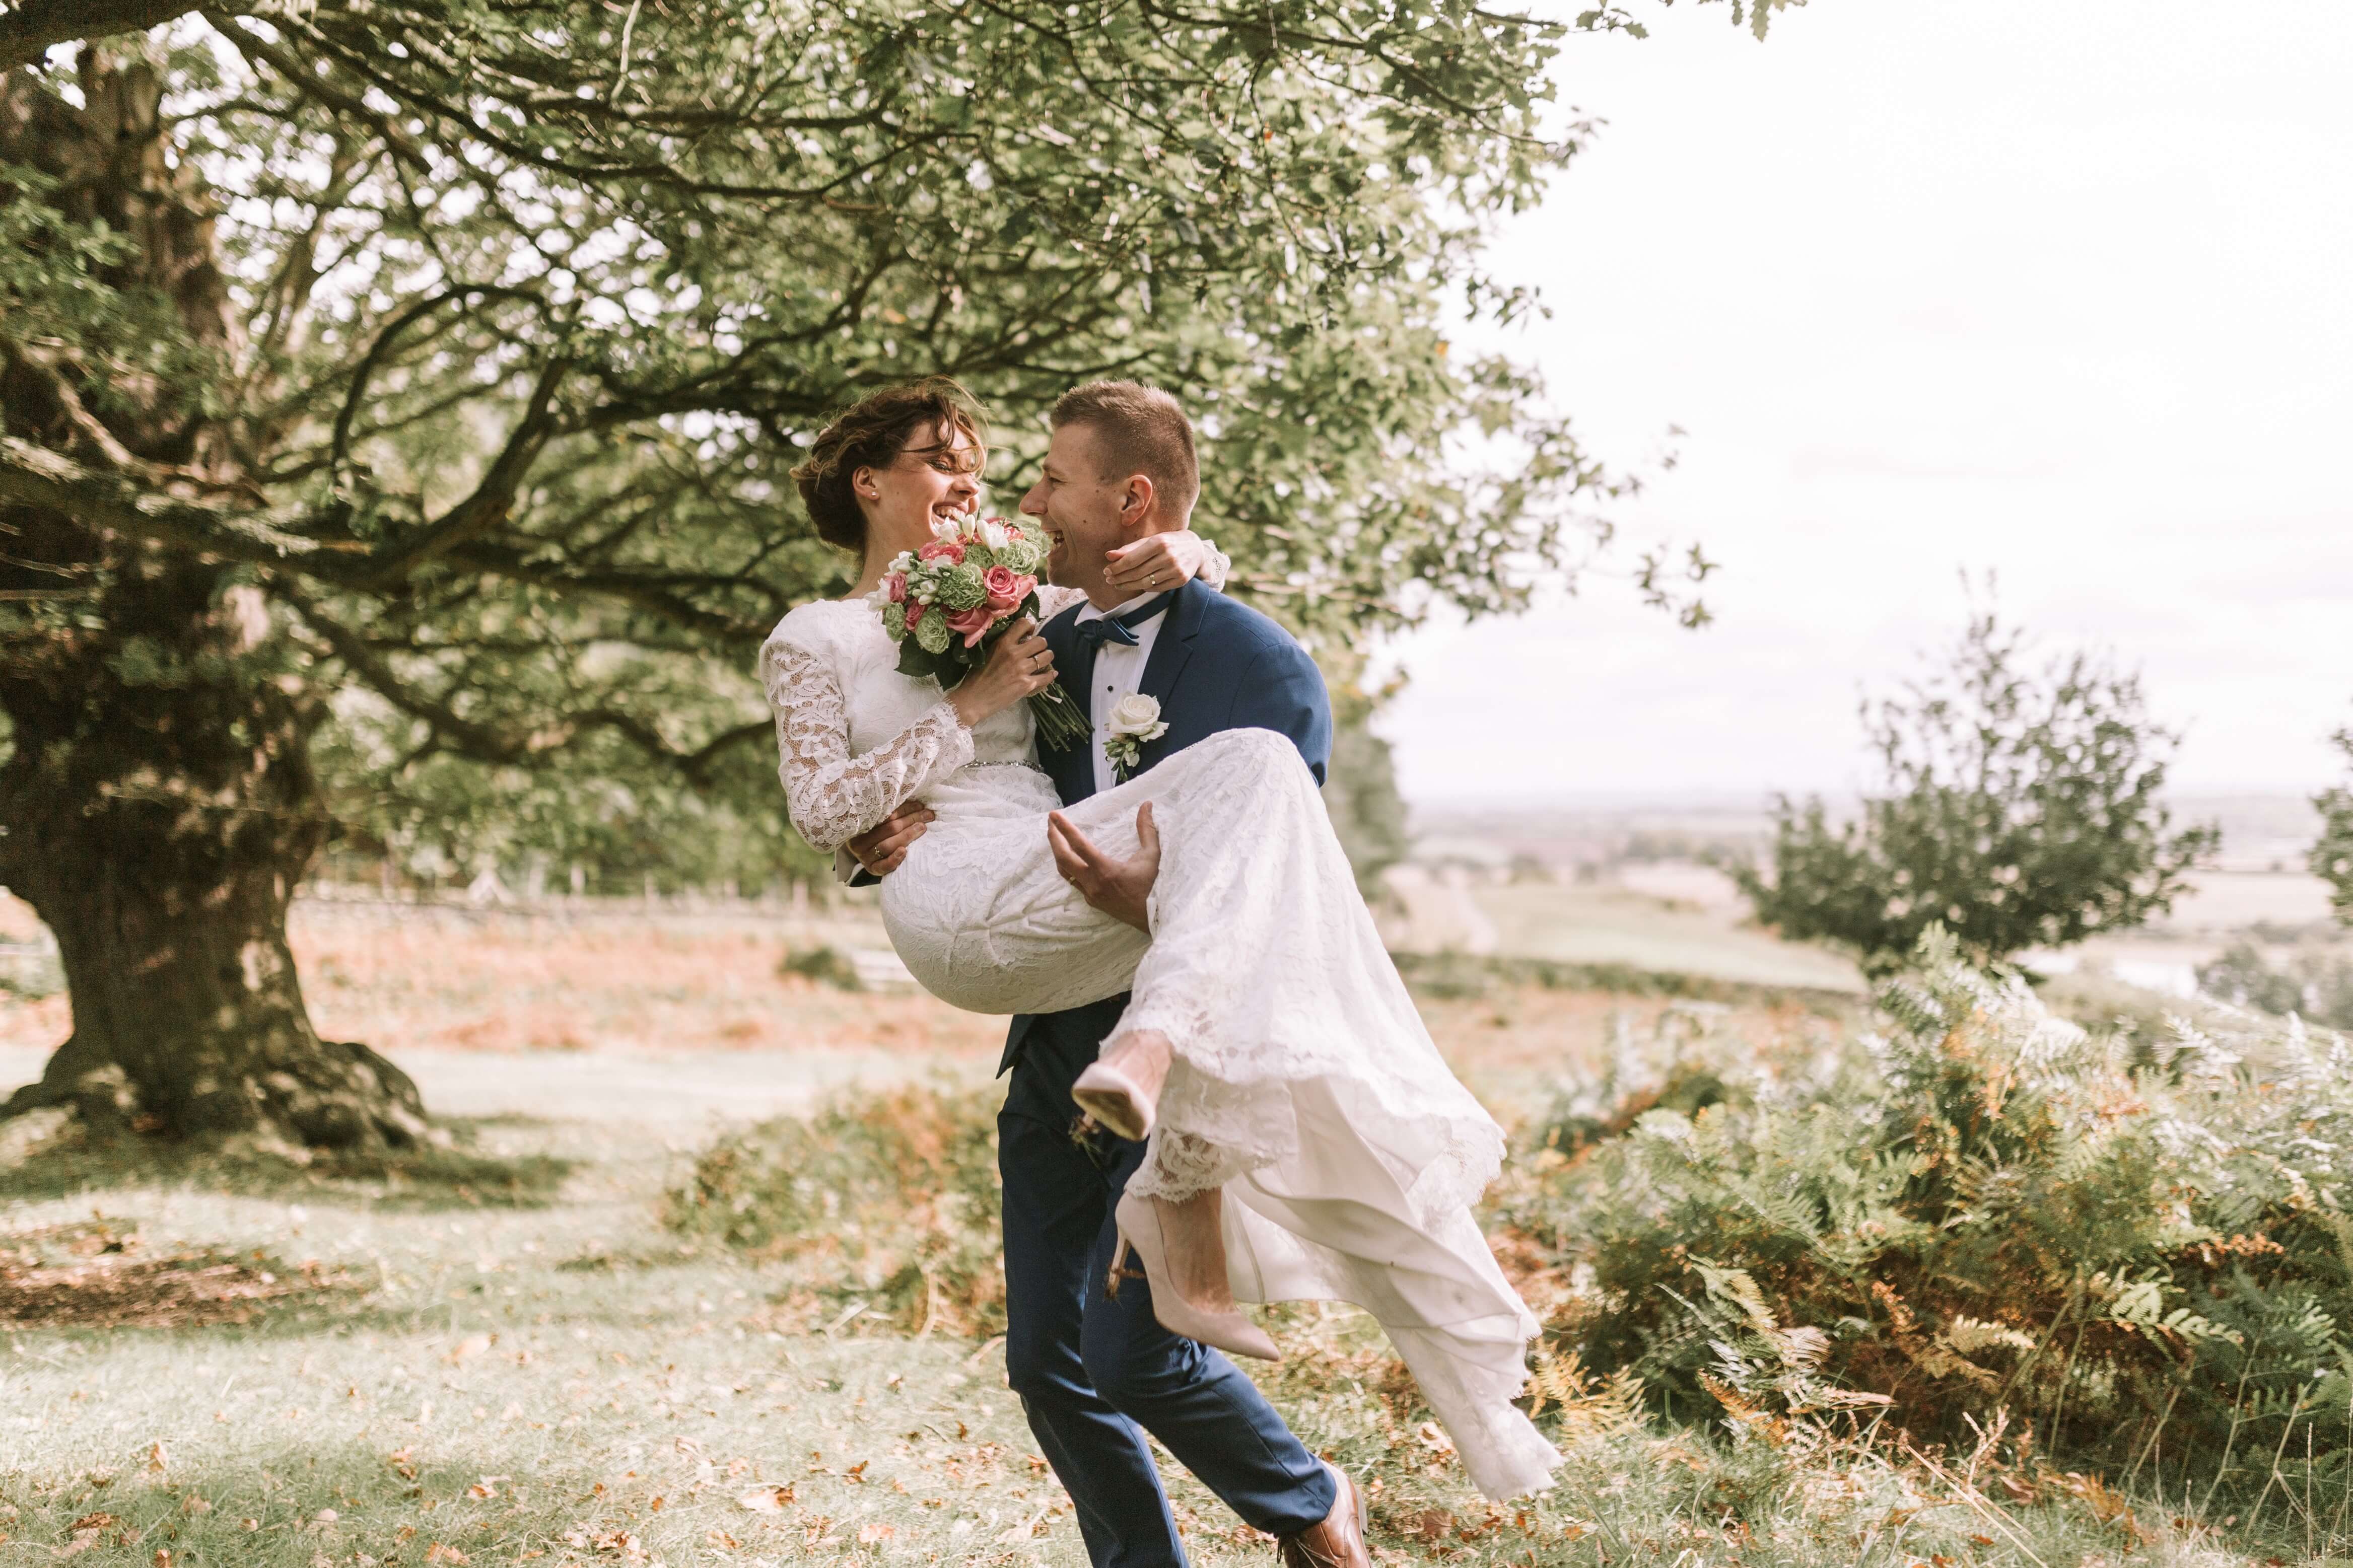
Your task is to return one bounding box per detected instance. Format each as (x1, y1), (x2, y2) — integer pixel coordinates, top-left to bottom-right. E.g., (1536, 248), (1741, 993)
(998, 580), (1332, 1076)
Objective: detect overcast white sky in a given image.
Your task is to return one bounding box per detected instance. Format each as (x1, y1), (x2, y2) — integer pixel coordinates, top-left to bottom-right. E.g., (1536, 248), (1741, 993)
(1378, 2), (2353, 806)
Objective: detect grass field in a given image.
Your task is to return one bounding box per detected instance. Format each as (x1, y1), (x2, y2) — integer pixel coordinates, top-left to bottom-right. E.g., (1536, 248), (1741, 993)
(0, 893), (2314, 1566)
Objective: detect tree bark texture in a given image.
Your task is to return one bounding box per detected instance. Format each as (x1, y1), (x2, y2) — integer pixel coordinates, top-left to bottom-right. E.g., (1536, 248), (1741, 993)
(0, 51), (425, 1147)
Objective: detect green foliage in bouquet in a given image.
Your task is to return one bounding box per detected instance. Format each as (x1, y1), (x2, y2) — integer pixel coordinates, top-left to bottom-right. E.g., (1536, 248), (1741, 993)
(894, 608), (1009, 685)
(1503, 929), (2353, 1492)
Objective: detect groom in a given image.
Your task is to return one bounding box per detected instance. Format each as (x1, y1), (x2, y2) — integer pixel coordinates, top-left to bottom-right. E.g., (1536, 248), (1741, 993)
(849, 381), (1365, 1568)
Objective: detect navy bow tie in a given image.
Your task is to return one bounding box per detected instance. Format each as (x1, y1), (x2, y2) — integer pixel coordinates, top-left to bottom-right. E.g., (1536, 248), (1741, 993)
(1072, 591), (1175, 649)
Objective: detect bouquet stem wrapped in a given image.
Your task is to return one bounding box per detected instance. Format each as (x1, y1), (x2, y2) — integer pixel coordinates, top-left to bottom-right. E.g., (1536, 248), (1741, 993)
(872, 514), (1089, 749)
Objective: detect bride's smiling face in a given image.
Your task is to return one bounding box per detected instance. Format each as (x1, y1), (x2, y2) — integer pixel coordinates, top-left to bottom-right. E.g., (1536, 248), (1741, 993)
(855, 422), (984, 559)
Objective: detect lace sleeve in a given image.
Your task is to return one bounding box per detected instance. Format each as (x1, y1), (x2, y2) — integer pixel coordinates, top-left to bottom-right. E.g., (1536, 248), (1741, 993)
(760, 638), (974, 850)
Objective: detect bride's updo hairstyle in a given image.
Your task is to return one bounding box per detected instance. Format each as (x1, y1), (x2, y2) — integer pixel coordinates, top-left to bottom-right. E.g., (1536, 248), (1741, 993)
(790, 379), (988, 554)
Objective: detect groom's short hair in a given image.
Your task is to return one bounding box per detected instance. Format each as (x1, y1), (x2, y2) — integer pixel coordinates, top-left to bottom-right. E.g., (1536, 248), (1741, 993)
(1050, 381), (1200, 524)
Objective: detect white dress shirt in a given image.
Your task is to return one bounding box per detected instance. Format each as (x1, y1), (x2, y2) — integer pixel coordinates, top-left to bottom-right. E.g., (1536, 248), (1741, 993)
(1073, 592), (1172, 795)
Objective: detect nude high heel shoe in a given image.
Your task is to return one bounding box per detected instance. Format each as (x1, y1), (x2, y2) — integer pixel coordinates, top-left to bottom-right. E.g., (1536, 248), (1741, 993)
(1108, 1190), (1280, 1362)
(1071, 1029), (1171, 1143)
(1071, 1060), (1154, 1141)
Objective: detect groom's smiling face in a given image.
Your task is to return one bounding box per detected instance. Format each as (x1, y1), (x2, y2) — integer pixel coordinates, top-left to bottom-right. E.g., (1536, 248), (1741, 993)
(1020, 421), (1131, 597)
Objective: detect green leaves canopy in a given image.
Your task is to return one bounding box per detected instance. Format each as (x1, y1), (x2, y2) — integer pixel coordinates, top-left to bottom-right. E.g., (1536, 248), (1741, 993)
(0, 0), (1729, 879)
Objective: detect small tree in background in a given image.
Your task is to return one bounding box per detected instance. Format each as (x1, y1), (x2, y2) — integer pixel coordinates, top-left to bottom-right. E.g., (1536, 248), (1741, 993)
(1731, 610), (2220, 975)
(2313, 724), (2353, 926)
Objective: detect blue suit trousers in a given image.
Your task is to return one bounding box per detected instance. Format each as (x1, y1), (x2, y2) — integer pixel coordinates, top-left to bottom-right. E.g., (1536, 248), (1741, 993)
(998, 1000), (1336, 1566)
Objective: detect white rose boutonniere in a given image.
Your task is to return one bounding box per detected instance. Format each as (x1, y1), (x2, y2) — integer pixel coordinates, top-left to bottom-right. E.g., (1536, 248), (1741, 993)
(1102, 693), (1169, 783)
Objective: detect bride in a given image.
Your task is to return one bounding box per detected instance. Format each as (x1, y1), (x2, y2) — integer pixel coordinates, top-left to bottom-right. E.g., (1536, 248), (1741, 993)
(759, 380), (1560, 1501)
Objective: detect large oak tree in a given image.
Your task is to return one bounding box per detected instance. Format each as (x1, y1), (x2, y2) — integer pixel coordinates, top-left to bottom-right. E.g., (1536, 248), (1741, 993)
(0, 0), (1713, 1148)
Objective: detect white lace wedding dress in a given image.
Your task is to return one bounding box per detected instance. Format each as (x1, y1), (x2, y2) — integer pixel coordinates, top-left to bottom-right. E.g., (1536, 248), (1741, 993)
(759, 590), (1562, 1501)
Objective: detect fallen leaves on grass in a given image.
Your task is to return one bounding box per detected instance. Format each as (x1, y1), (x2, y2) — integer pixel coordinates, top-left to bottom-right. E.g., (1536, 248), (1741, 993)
(737, 1484), (795, 1513)
(0, 1221), (365, 1328)
(560, 1529), (648, 1561)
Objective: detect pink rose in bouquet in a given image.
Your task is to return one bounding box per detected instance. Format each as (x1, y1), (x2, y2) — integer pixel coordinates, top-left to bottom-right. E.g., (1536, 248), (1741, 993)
(872, 512), (1087, 747)
(942, 605), (995, 647)
(982, 565), (1035, 613)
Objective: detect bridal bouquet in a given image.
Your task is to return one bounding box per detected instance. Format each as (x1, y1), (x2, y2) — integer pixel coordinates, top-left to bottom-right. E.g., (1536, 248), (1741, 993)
(872, 514), (1090, 747)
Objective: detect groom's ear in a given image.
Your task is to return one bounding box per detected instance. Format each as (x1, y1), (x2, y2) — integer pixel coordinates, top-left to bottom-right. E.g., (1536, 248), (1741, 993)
(1117, 472), (1158, 531)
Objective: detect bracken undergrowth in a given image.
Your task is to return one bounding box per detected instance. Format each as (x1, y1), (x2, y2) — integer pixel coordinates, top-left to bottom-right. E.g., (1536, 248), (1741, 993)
(1496, 927), (2353, 1542)
(664, 1079), (1005, 1339)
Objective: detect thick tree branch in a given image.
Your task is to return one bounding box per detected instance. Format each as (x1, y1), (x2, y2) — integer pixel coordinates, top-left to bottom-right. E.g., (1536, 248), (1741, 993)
(349, 357), (568, 588)
(280, 583), (532, 762)
(285, 582), (768, 785)
(0, 0), (249, 70)
(0, 435), (366, 571)
(329, 284), (550, 475)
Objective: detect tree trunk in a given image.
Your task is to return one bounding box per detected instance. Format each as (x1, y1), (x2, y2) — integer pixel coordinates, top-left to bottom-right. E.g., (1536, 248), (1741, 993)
(0, 571), (426, 1150)
(0, 50), (425, 1150)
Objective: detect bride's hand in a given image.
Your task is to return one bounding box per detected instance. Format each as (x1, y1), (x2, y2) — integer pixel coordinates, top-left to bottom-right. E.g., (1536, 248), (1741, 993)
(948, 616), (1056, 728)
(1105, 530), (1216, 598)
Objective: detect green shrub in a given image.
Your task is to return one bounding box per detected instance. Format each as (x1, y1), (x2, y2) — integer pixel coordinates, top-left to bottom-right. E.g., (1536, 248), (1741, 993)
(778, 944), (861, 990)
(1501, 928), (2353, 1496)
(1729, 611), (2219, 975)
(2315, 723), (2353, 926)
(665, 1080), (1004, 1336)
(2197, 940), (2353, 1029)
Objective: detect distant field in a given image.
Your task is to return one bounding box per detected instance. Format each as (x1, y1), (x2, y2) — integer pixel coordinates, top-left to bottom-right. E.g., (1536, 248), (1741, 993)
(1465, 882), (1865, 993)
(0, 895), (1001, 1064)
(2143, 869), (2339, 934)
(1423, 866), (2346, 1000)
(2, 893), (1832, 1130)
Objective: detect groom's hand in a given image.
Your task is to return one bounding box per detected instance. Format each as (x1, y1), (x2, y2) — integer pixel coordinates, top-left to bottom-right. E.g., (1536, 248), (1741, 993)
(1048, 804), (1160, 933)
(848, 801), (933, 877)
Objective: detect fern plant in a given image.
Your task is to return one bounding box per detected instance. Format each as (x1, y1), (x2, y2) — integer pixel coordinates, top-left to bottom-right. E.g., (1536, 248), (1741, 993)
(1502, 928), (2353, 1495)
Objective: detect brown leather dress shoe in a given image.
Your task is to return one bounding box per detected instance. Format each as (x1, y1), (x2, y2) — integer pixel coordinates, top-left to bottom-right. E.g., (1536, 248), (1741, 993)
(1277, 1462), (1369, 1568)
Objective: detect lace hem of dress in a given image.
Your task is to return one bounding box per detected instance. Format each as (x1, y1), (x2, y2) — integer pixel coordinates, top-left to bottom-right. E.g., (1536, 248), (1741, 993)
(1121, 1059), (1504, 1217)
